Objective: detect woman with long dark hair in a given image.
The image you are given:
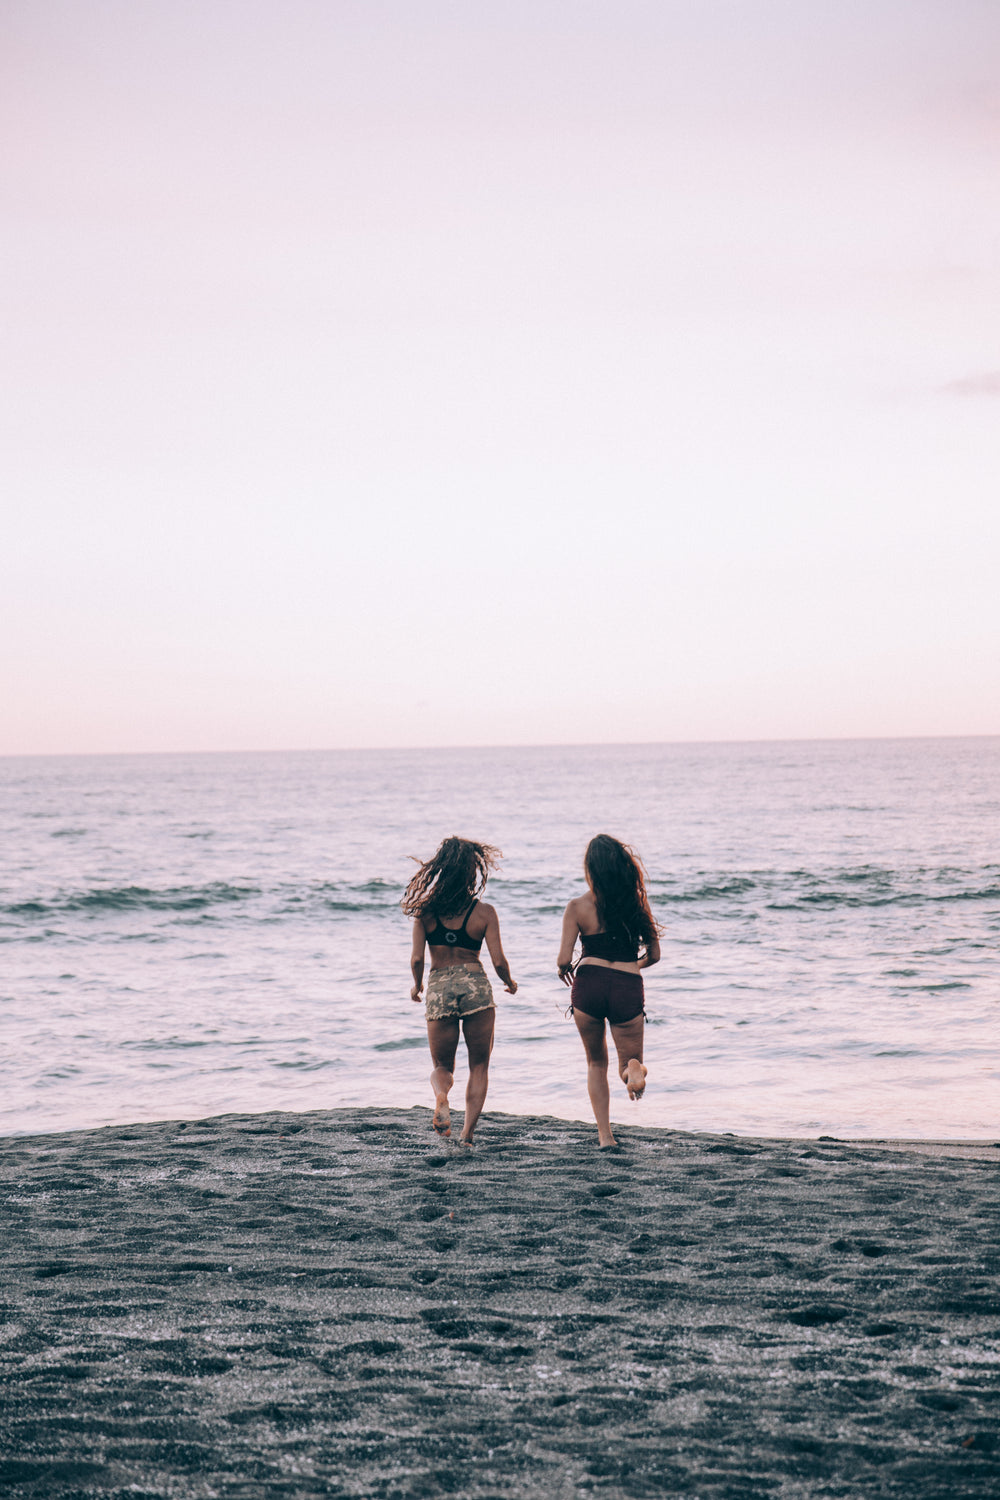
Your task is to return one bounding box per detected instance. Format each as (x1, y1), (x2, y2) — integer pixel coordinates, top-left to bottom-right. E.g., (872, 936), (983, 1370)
(557, 834), (661, 1148)
(402, 836), (517, 1144)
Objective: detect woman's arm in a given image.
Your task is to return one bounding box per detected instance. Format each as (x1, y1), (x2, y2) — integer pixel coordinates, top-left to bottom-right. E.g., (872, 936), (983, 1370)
(410, 919), (427, 1002)
(557, 900), (581, 985)
(483, 904), (517, 993)
(639, 935), (661, 970)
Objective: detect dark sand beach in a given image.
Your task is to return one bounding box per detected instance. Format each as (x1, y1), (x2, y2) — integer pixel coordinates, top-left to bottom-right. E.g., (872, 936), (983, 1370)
(2, 1108), (998, 1498)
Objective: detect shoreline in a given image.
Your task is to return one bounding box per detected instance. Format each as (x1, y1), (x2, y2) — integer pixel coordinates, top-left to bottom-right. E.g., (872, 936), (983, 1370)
(3, 1106), (998, 1496)
(3, 1106), (997, 1157)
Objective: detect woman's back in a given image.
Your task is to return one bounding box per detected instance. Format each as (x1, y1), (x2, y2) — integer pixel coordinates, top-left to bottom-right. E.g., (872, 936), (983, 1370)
(567, 891), (640, 963)
(423, 899), (488, 953)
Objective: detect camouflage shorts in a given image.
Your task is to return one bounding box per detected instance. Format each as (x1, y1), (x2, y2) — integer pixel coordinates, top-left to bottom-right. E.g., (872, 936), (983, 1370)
(425, 965), (495, 1021)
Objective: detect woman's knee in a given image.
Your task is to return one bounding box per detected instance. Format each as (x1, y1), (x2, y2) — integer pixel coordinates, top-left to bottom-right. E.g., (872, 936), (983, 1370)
(462, 1010), (494, 1066)
(427, 1020), (460, 1070)
(579, 1033), (609, 1065)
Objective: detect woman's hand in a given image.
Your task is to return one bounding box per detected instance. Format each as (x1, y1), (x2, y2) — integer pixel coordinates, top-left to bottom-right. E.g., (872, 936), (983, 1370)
(484, 908), (517, 995)
(410, 920), (426, 1003)
(557, 902), (580, 986)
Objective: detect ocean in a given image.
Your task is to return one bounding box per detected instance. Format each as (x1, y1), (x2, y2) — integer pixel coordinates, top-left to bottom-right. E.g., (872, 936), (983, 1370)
(1, 739), (996, 1140)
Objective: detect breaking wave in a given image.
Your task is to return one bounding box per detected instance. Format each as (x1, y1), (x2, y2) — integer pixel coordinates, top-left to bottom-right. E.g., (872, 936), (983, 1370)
(2, 866), (997, 935)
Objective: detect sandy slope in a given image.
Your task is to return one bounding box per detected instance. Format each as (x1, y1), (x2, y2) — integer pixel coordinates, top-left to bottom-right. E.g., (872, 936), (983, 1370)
(1, 1107), (998, 1498)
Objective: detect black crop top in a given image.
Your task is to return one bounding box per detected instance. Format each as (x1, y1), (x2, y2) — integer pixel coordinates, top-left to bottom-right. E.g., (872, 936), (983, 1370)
(580, 929), (639, 963)
(424, 901), (483, 952)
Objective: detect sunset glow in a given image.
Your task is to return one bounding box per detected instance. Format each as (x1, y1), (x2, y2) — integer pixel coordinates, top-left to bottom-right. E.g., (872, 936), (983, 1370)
(3, 1), (998, 752)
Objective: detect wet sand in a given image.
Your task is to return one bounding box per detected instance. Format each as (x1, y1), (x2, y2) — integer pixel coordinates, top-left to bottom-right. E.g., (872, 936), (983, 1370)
(2, 1107), (998, 1498)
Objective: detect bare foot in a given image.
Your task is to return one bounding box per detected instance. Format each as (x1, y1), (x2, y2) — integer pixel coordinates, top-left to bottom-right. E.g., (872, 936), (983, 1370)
(432, 1094), (451, 1136)
(597, 1130), (618, 1149)
(457, 1135), (475, 1149)
(624, 1060), (647, 1101)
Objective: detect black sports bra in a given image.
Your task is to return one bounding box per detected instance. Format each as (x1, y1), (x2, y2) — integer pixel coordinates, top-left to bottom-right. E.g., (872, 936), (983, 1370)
(580, 929), (639, 963)
(424, 901), (483, 952)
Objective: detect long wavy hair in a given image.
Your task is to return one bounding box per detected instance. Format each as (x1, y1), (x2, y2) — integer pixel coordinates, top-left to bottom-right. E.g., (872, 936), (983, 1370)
(401, 836), (502, 922)
(584, 833), (660, 952)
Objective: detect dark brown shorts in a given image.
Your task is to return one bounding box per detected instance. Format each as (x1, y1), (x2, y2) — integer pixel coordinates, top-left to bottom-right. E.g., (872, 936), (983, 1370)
(571, 965), (644, 1025)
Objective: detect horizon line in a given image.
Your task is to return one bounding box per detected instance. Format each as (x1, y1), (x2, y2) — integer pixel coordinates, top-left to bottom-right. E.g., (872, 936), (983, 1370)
(2, 730), (998, 761)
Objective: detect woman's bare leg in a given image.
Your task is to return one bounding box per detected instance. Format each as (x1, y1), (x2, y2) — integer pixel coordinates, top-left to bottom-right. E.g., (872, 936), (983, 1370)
(610, 1015), (646, 1099)
(427, 1018), (460, 1134)
(573, 1010), (616, 1146)
(458, 1008), (495, 1144)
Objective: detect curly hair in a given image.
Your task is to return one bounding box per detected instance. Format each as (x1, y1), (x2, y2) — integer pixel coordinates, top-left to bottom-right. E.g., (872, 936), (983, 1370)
(584, 833), (660, 952)
(401, 836), (502, 922)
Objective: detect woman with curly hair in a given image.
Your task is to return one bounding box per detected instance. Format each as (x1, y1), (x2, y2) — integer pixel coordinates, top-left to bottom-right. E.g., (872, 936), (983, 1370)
(557, 834), (661, 1148)
(402, 836), (517, 1144)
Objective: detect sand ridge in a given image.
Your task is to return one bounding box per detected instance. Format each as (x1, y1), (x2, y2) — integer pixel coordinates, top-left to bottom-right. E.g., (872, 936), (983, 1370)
(1, 1107), (998, 1498)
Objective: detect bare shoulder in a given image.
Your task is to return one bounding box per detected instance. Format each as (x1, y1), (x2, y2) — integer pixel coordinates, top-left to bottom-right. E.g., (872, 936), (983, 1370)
(476, 900), (498, 921)
(571, 891), (599, 929)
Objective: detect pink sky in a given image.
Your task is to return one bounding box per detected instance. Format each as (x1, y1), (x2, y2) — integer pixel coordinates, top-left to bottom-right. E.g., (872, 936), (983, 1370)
(3, 1), (999, 752)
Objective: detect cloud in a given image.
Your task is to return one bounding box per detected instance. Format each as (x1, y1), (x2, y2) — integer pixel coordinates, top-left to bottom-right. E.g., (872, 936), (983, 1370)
(942, 372), (1000, 397)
